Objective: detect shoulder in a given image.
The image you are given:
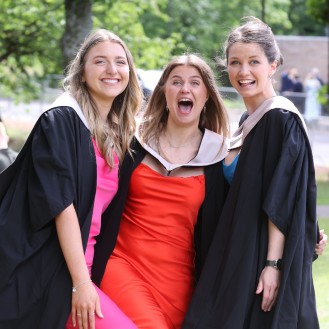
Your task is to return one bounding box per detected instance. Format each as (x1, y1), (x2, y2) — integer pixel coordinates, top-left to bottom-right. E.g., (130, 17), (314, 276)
(42, 106), (80, 122)
(262, 108), (302, 130)
(36, 106), (89, 137)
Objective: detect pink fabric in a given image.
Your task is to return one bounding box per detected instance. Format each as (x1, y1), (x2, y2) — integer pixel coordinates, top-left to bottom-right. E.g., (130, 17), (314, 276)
(85, 139), (119, 275)
(66, 139), (136, 329)
(65, 283), (137, 329)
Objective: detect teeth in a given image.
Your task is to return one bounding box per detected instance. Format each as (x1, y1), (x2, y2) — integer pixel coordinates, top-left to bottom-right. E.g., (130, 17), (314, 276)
(180, 98), (192, 102)
(103, 79), (119, 84)
(239, 80), (253, 84)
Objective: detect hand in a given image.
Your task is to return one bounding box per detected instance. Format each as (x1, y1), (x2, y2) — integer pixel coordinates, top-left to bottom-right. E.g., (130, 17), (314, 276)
(256, 266), (280, 312)
(315, 229), (327, 256)
(71, 282), (103, 329)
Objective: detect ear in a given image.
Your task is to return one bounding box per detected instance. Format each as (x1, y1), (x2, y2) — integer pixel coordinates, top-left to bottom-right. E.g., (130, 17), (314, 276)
(269, 61), (277, 77)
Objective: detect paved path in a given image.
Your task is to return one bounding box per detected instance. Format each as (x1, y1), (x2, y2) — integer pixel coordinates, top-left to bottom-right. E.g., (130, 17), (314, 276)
(317, 205), (329, 219)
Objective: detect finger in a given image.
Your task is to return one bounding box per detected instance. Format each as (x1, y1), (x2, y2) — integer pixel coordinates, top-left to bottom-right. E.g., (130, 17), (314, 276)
(255, 280), (263, 294)
(268, 289), (279, 311)
(77, 312), (83, 329)
(71, 311), (77, 327)
(262, 284), (276, 312)
(88, 309), (96, 329)
(261, 288), (270, 311)
(82, 311), (89, 329)
(95, 298), (104, 319)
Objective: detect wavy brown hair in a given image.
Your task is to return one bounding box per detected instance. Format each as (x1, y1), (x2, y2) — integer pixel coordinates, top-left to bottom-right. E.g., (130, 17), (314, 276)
(63, 29), (142, 167)
(139, 54), (230, 144)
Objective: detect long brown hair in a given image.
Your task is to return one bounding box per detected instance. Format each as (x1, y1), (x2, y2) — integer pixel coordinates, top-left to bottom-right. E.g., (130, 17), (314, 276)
(63, 29), (142, 167)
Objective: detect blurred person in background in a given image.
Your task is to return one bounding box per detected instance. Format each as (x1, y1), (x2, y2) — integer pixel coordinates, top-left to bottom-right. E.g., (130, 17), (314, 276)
(0, 117), (18, 172)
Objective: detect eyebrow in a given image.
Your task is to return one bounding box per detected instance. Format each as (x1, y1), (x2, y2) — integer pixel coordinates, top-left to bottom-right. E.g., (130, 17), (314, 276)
(170, 75), (202, 79)
(229, 55), (260, 59)
(92, 55), (127, 60)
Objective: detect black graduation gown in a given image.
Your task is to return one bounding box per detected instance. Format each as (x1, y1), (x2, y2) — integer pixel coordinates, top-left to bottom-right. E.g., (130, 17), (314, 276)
(183, 109), (319, 329)
(92, 137), (230, 286)
(0, 106), (98, 329)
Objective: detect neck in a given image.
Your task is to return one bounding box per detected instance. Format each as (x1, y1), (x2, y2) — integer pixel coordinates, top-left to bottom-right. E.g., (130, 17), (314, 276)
(244, 92), (277, 114)
(93, 99), (113, 121)
(162, 126), (202, 148)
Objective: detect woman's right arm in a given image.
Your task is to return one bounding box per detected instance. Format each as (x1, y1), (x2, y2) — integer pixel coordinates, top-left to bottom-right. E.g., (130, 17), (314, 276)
(55, 204), (102, 329)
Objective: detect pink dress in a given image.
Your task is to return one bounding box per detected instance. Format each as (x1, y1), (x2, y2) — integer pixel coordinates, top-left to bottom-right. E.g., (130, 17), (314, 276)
(66, 139), (136, 329)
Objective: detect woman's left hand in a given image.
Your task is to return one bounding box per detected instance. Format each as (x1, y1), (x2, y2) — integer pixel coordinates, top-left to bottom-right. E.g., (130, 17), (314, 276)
(255, 266), (280, 312)
(315, 229), (327, 256)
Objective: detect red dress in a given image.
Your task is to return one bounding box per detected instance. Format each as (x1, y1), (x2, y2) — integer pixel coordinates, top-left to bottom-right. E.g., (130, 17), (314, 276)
(101, 163), (205, 328)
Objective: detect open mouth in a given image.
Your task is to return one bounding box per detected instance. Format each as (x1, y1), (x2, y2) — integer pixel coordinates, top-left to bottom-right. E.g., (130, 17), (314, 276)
(178, 98), (193, 113)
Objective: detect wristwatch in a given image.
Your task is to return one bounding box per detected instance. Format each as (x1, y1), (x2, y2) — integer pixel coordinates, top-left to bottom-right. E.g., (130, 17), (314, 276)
(265, 259), (282, 271)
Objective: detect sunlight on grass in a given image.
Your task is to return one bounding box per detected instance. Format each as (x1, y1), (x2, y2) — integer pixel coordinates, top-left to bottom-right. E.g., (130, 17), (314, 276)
(313, 218), (329, 328)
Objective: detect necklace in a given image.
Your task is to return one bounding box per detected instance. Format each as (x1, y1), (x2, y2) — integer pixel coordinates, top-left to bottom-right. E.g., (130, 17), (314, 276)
(156, 131), (202, 166)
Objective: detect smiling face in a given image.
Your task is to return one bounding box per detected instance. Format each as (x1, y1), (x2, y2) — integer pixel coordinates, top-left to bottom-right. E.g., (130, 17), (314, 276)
(82, 40), (129, 110)
(164, 64), (208, 128)
(227, 42), (277, 111)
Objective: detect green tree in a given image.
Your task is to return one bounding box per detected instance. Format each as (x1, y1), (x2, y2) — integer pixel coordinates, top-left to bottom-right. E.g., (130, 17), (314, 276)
(306, 0), (329, 25)
(93, 0), (184, 69)
(0, 0), (327, 103)
(0, 0), (64, 102)
(61, 0), (92, 66)
(0, 0), (183, 102)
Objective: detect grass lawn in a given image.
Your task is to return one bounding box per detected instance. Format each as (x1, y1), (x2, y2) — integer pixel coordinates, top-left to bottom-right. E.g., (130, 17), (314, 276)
(313, 218), (329, 328)
(317, 180), (329, 205)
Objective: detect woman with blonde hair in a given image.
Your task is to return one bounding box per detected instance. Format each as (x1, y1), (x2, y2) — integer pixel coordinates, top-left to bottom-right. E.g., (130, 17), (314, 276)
(0, 29), (141, 329)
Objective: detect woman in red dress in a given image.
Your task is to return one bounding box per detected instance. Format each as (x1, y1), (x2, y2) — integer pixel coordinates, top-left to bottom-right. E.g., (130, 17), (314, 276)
(99, 54), (230, 328)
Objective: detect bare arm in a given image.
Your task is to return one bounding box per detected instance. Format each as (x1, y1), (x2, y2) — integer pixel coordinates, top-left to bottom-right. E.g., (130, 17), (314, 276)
(256, 219), (285, 312)
(55, 204), (102, 329)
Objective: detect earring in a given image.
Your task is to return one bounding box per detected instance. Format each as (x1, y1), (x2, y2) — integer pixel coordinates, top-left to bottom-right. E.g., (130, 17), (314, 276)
(203, 105), (206, 113)
(165, 106), (169, 112)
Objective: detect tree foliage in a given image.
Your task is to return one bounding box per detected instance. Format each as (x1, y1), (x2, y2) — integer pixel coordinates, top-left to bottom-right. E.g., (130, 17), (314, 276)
(0, 0), (64, 102)
(306, 0), (329, 25)
(0, 0), (327, 102)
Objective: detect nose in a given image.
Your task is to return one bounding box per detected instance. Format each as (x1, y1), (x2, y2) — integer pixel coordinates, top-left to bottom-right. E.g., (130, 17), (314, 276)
(239, 63), (249, 75)
(106, 62), (118, 74)
(180, 82), (190, 93)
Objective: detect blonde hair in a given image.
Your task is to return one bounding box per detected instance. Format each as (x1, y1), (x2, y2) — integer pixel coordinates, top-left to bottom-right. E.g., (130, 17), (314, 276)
(139, 54), (230, 144)
(63, 29), (142, 167)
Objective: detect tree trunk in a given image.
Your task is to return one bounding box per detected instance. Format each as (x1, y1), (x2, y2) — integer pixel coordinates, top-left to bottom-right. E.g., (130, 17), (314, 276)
(61, 0), (92, 68)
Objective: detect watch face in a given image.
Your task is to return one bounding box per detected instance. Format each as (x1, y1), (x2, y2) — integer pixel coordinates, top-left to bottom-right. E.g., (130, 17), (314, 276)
(266, 259), (282, 270)
(276, 259), (283, 270)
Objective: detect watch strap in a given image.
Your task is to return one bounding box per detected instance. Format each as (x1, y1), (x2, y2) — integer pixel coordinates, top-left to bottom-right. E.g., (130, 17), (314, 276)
(265, 259), (282, 271)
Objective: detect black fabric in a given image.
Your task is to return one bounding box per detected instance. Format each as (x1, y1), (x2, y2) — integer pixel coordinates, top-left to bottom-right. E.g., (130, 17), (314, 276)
(92, 137), (229, 286)
(92, 138), (146, 285)
(183, 109), (319, 329)
(0, 106), (97, 329)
